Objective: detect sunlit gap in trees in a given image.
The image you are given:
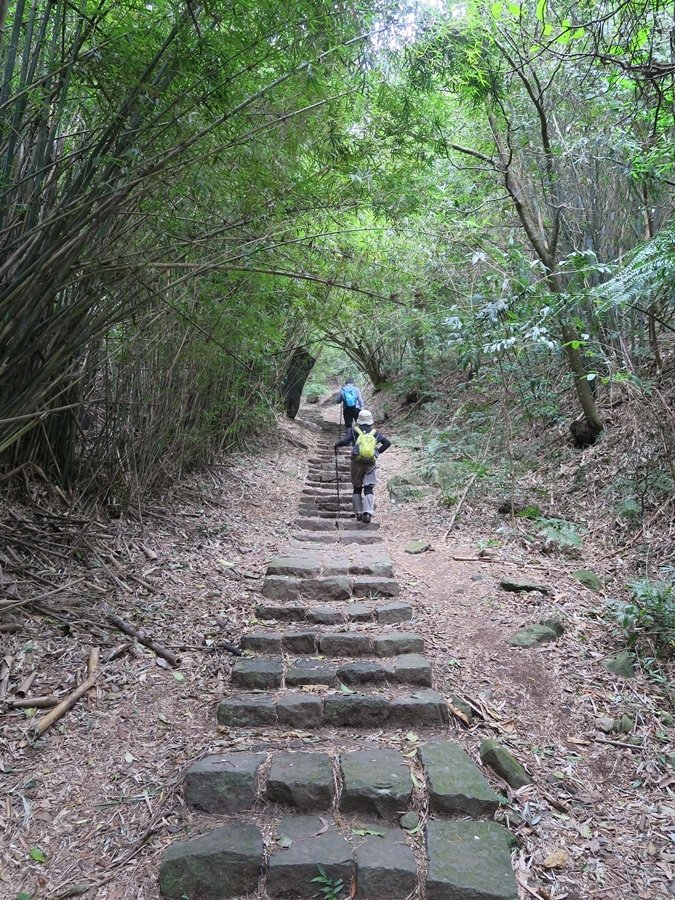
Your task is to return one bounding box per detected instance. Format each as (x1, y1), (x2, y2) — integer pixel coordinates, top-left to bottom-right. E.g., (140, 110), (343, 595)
(372, 0), (456, 53)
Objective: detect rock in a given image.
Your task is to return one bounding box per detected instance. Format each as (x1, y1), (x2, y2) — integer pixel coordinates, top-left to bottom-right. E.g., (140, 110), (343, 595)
(573, 569), (603, 592)
(602, 650), (636, 678)
(499, 578), (551, 595)
(479, 740), (532, 790)
(277, 694), (323, 728)
(658, 711), (674, 727)
(324, 693), (390, 727)
(319, 632), (373, 656)
(158, 823), (263, 899)
(349, 554), (395, 577)
(307, 606), (346, 625)
(353, 824), (417, 899)
(346, 602), (373, 622)
(340, 749), (412, 819)
(615, 713), (635, 733)
(352, 576), (401, 597)
(267, 815), (353, 899)
(596, 716), (615, 734)
(400, 810), (420, 830)
(387, 474), (432, 504)
(377, 602), (413, 624)
(266, 752), (334, 811)
(393, 653), (432, 686)
(405, 540), (431, 554)
(184, 752), (266, 814)
(539, 616), (565, 636)
(426, 820), (518, 900)
(373, 632), (424, 656)
(337, 660), (387, 685)
(420, 740), (501, 818)
(240, 631), (282, 653)
(267, 554), (321, 577)
(304, 576), (352, 601)
(285, 659), (338, 687)
(319, 558), (350, 576)
(389, 690), (449, 726)
(231, 657), (283, 690)
(282, 630), (319, 654)
(509, 624), (558, 647)
(217, 695), (277, 727)
(256, 603), (306, 622)
(449, 695), (474, 723)
(262, 575), (303, 601)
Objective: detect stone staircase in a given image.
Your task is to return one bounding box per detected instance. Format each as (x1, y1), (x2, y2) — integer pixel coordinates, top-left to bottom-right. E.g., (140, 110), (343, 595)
(158, 414), (519, 899)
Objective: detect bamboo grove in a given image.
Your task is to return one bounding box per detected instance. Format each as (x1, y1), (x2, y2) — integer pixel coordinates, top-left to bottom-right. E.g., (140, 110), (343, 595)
(1, 0), (674, 498)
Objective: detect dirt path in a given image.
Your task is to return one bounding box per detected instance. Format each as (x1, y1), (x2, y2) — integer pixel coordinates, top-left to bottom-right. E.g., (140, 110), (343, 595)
(2, 405), (672, 900)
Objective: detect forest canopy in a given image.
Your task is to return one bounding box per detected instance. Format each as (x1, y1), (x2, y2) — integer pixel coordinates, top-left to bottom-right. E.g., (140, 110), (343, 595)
(0, 0), (673, 495)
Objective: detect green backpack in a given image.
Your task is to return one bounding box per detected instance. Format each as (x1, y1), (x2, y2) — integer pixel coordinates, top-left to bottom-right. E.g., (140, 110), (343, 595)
(354, 426), (377, 462)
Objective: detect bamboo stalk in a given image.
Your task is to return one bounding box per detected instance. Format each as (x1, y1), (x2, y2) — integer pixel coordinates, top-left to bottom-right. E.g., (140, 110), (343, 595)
(33, 647), (99, 737)
(106, 613), (179, 667)
(9, 694), (59, 708)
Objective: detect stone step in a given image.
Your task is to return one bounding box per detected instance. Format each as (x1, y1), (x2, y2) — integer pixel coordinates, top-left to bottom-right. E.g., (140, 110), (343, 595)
(159, 812), (517, 899)
(183, 744), (508, 821)
(297, 508), (356, 519)
(294, 518), (380, 531)
(231, 653), (431, 688)
(262, 574), (399, 601)
(240, 629), (423, 657)
(217, 688), (449, 728)
(267, 553), (395, 579)
(292, 531), (383, 545)
(255, 599), (412, 625)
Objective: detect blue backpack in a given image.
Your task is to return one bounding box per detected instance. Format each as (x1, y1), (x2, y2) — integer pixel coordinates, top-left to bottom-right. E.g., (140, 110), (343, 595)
(341, 385), (359, 407)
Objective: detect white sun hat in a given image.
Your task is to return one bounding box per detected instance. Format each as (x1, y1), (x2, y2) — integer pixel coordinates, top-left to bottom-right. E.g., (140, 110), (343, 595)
(357, 409), (374, 425)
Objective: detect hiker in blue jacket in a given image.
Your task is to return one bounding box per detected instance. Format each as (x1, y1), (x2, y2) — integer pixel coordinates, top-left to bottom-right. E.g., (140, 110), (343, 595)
(334, 409), (391, 523)
(335, 379), (364, 429)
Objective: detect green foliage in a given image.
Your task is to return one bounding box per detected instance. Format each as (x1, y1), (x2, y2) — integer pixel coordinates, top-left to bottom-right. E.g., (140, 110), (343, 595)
(311, 866), (345, 899)
(607, 573), (675, 657)
(535, 518), (584, 550)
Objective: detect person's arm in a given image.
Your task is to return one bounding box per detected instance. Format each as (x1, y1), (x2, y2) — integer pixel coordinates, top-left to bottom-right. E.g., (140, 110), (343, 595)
(376, 432), (391, 454)
(335, 427), (355, 449)
(355, 386), (365, 408)
(335, 389), (343, 405)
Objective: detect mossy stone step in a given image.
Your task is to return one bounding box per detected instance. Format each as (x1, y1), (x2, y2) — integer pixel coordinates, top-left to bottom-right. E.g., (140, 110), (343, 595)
(158, 822), (262, 899)
(340, 748), (412, 818)
(232, 654), (430, 688)
(266, 751), (334, 811)
(292, 530), (384, 545)
(255, 600), (412, 625)
(267, 815), (352, 899)
(261, 574), (399, 602)
(426, 820), (518, 899)
(184, 751), (266, 814)
(419, 740), (500, 817)
(217, 689), (449, 729)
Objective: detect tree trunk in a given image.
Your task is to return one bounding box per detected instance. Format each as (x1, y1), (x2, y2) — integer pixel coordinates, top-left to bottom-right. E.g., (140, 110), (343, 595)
(280, 347), (316, 419)
(559, 319), (603, 445)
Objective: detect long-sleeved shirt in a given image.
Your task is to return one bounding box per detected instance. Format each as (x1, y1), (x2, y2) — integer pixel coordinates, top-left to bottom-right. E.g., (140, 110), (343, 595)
(335, 383), (364, 409)
(336, 424), (391, 456)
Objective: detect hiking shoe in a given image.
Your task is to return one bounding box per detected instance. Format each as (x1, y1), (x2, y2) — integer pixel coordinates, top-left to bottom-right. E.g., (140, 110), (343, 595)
(356, 513), (363, 521)
(362, 513), (371, 524)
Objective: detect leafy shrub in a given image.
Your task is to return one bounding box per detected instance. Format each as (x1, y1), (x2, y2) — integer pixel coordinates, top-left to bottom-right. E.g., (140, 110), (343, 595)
(608, 574), (675, 657)
(535, 517), (584, 550)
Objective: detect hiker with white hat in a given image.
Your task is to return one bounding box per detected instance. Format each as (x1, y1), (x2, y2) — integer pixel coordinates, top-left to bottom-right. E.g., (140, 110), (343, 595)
(334, 409), (391, 524)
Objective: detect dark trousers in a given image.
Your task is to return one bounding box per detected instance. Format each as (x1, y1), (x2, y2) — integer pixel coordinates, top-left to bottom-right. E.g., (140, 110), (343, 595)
(343, 405), (359, 429)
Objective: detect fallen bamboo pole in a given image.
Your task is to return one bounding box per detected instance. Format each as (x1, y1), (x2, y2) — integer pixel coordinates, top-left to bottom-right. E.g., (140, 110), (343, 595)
(9, 694), (60, 709)
(33, 648), (100, 737)
(107, 613), (179, 667)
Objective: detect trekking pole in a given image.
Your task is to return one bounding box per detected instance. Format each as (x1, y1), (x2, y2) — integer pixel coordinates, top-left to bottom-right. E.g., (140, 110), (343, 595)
(334, 405), (342, 531)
